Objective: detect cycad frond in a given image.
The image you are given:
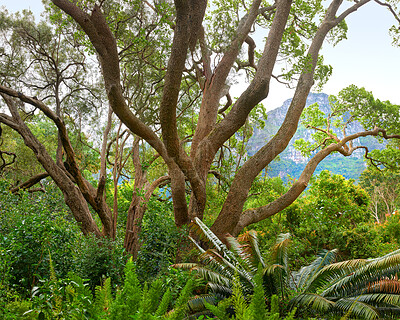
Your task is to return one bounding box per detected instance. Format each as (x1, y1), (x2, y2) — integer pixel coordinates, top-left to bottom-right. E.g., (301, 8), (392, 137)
(293, 249), (338, 291)
(289, 293), (334, 313)
(306, 258), (367, 294)
(335, 297), (380, 320)
(187, 294), (216, 312)
(322, 252), (400, 297)
(237, 230), (266, 271)
(270, 233), (290, 271)
(207, 282), (233, 298)
(190, 217), (231, 259)
(365, 278), (400, 294)
(190, 266), (231, 288)
(201, 248), (254, 287)
(262, 264), (287, 297)
(226, 235), (258, 278)
(188, 235), (206, 254)
(171, 263), (198, 270)
(355, 293), (400, 307)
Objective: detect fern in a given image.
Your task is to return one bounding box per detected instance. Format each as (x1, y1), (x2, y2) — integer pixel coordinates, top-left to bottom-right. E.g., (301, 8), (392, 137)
(48, 250), (62, 318)
(165, 278), (194, 320)
(109, 257), (142, 319)
(204, 300), (231, 320)
(270, 294), (279, 316)
(94, 277), (113, 317)
(147, 279), (164, 314)
(154, 288), (172, 317)
(248, 266), (267, 320)
(230, 273), (249, 320)
(138, 282), (150, 315)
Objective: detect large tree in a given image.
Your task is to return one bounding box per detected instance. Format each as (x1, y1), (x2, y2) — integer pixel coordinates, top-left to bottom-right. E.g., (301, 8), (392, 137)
(0, 0), (400, 252)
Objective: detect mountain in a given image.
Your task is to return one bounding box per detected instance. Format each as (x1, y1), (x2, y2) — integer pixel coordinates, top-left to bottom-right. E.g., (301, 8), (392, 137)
(247, 93), (384, 180)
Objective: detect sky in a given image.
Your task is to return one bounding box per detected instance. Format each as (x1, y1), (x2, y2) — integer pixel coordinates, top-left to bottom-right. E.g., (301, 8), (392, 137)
(1, 0), (399, 111)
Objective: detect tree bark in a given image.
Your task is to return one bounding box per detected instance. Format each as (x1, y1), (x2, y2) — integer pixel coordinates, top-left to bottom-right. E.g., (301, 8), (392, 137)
(0, 94), (102, 237)
(211, 0), (372, 238)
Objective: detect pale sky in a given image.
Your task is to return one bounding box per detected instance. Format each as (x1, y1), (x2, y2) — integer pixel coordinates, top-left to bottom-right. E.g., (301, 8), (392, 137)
(1, 0), (399, 110)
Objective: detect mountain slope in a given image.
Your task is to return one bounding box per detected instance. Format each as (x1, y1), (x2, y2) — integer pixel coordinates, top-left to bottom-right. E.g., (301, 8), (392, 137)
(247, 93), (383, 180)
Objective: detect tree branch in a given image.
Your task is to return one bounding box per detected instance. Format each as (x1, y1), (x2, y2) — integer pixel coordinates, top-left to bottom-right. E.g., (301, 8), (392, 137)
(10, 172), (49, 193)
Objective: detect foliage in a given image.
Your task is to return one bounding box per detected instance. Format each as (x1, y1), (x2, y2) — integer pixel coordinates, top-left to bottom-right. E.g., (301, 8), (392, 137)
(109, 257), (195, 319)
(71, 235), (127, 291)
(289, 249), (400, 320)
(175, 218), (293, 317)
(0, 179), (127, 298)
(359, 167), (400, 223)
(283, 170), (373, 261)
(0, 181), (78, 295)
(175, 218), (400, 319)
(134, 195), (185, 282)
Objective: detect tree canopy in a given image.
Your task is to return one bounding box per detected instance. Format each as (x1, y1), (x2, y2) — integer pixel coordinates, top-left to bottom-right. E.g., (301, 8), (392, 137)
(0, 0), (399, 254)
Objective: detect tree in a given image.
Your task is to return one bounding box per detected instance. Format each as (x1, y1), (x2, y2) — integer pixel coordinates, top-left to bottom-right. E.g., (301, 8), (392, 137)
(1, 0), (400, 253)
(360, 167), (400, 223)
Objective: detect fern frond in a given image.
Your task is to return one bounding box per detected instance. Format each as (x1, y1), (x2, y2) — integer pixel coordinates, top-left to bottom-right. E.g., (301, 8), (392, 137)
(155, 288), (172, 317)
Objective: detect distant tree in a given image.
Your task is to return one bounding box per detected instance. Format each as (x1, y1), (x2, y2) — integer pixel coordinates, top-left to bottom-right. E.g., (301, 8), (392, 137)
(360, 167), (400, 223)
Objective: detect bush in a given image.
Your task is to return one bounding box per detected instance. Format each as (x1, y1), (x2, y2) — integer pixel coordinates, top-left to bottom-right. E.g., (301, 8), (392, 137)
(135, 196), (185, 282)
(72, 235), (127, 291)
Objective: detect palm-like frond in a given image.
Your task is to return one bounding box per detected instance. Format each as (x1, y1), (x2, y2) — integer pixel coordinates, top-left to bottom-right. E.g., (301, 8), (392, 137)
(292, 249), (338, 291)
(263, 264), (286, 297)
(365, 278), (400, 294)
(237, 230), (266, 271)
(198, 250), (234, 279)
(190, 217), (231, 259)
(270, 233), (290, 271)
(305, 258), (367, 294)
(334, 297), (380, 320)
(355, 293), (400, 307)
(190, 266), (231, 288)
(322, 251), (400, 298)
(225, 235), (257, 277)
(207, 282), (232, 298)
(198, 249), (254, 288)
(171, 263), (198, 270)
(288, 293), (334, 313)
(187, 294), (216, 312)
(188, 235), (206, 254)
(267, 233), (291, 297)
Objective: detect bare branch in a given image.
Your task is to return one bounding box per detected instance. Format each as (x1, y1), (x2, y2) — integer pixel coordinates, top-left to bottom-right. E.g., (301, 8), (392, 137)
(374, 0), (400, 24)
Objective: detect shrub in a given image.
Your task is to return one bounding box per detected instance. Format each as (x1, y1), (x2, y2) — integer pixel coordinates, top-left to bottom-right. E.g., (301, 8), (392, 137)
(72, 235), (127, 291)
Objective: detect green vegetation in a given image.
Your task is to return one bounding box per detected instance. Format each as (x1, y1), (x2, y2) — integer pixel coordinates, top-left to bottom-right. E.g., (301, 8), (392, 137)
(2, 168), (400, 319)
(1, 0), (400, 319)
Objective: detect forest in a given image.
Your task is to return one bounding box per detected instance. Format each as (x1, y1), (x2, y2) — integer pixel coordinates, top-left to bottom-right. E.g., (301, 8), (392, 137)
(1, 0), (400, 319)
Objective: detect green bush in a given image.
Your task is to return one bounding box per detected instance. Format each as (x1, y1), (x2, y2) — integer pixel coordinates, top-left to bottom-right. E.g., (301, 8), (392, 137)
(135, 196), (185, 282)
(72, 235), (127, 291)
